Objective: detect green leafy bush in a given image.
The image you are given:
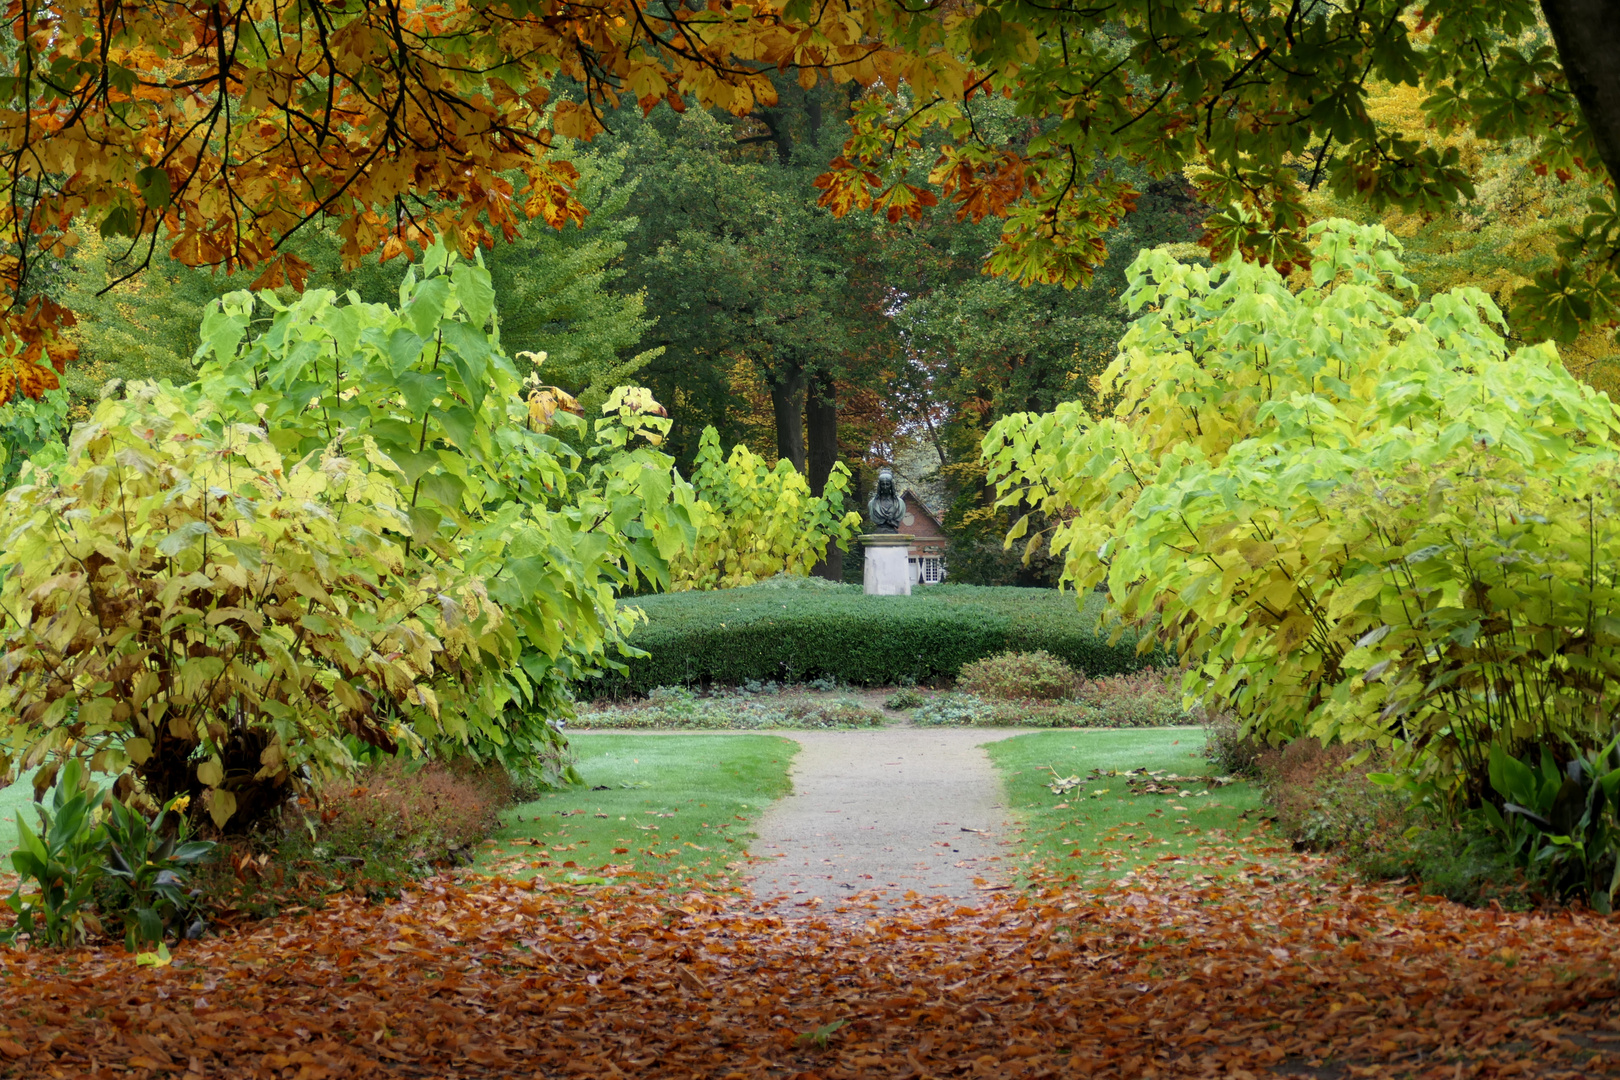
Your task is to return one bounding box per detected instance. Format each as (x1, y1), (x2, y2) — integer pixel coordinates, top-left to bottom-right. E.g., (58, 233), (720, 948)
(670, 429), (860, 590)
(585, 584), (1151, 697)
(0, 385), (69, 487)
(986, 219), (1620, 802)
(0, 386), (517, 829)
(101, 795), (214, 950)
(2, 761), (108, 945)
(957, 650), (1081, 701)
(883, 688), (925, 710)
(0, 245), (698, 829)
(578, 688), (886, 730)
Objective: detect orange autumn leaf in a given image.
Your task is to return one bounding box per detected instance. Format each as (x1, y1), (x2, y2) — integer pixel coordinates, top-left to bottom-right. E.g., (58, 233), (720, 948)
(0, 0), (966, 402)
(0, 859), (1618, 1078)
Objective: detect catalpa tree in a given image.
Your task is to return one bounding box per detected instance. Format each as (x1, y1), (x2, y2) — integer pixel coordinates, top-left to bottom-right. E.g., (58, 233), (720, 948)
(0, 0), (1615, 404)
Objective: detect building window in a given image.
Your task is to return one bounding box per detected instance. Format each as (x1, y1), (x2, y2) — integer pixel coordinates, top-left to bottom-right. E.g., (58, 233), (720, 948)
(916, 556), (945, 584)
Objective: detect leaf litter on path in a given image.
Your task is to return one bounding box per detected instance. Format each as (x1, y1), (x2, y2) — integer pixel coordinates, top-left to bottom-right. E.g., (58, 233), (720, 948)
(3, 858), (1620, 1079)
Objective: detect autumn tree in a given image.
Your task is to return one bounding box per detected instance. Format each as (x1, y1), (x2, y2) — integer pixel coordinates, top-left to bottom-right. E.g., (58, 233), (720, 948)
(0, 0), (960, 402)
(6, 0), (1620, 409)
(1298, 82), (1620, 390)
(818, 3), (1620, 345)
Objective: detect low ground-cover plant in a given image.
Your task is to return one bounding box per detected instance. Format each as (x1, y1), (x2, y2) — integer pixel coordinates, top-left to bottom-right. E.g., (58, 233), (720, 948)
(101, 795), (214, 950)
(911, 694), (995, 726)
(957, 650), (1080, 701)
(1257, 739), (1529, 908)
(585, 584), (1153, 697)
(911, 672), (1187, 727)
(2, 762), (216, 949)
(3, 761), (112, 945)
(577, 687), (886, 730)
(1478, 740), (1620, 910)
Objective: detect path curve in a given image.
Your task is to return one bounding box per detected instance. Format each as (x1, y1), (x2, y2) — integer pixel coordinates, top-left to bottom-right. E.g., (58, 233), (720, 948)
(744, 727), (1025, 911)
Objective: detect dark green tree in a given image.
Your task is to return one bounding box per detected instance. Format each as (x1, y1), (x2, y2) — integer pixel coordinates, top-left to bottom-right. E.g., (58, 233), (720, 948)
(604, 92), (906, 577)
(895, 178), (1205, 585)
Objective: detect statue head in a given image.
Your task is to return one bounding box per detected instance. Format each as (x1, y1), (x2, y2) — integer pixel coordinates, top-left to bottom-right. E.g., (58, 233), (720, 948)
(867, 467), (905, 532)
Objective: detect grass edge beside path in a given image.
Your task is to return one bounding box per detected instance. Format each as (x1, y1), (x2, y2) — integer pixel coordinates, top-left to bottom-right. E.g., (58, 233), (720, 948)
(477, 732), (798, 890)
(985, 727), (1274, 885)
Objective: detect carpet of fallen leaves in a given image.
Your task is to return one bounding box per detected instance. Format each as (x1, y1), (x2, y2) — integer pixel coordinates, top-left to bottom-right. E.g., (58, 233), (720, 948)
(4, 853), (1620, 1079)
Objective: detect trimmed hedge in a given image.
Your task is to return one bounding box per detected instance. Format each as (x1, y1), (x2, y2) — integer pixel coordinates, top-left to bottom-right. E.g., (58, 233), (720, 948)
(581, 582), (1158, 698)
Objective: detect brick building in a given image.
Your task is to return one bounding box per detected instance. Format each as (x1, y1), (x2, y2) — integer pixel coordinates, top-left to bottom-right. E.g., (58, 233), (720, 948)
(900, 489), (947, 584)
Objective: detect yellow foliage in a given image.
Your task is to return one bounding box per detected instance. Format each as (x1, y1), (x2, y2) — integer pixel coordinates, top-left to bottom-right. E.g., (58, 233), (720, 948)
(668, 427), (860, 590)
(1302, 81), (1620, 394)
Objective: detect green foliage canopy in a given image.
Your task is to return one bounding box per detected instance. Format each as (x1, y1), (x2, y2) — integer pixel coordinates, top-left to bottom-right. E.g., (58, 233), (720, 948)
(986, 220), (1620, 798)
(669, 426), (860, 590)
(0, 245), (700, 828)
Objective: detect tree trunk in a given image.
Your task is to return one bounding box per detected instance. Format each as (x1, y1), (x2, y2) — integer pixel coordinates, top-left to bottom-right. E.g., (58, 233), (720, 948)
(769, 363), (807, 473)
(1542, 0), (1620, 184)
(806, 372), (842, 581)
(805, 372), (838, 498)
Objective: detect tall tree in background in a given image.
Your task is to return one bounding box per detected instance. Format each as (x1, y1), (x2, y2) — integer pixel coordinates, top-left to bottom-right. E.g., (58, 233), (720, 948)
(605, 93), (906, 576)
(48, 161), (659, 418)
(894, 173), (1203, 585)
(1297, 81), (1620, 393)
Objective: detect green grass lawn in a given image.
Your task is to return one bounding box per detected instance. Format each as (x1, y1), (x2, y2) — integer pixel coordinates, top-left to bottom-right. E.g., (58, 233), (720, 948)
(987, 728), (1270, 883)
(477, 733), (797, 889)
(0, 768), (40, 835)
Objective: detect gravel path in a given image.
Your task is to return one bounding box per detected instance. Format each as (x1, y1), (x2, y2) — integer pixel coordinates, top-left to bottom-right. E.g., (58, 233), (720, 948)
(743, 727), (1026, 912)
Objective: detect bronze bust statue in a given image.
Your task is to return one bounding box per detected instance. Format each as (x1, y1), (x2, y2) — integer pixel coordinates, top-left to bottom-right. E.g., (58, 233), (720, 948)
(867, 468), (906, 533)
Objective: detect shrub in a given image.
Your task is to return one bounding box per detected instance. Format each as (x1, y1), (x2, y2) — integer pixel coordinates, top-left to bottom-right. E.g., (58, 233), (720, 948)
(190, 758), (516, 915)
(1075, 670), (1185, 726)
(0, 247), (701, 829)
(585, 584), (1154, 697)
(884, 688), (925, 710)
(1260, 740), (1401, 852)
(985, 219), (1620, 802)
(316, 759), (513, 862)
(0, 386), (519, 830)
(1257, 739), (1528, 907)
(912, 694), (994, 726)
(1202, 707), (1262, 778)
(957, 650), (1080, 701)
(668, 431), (860, 590)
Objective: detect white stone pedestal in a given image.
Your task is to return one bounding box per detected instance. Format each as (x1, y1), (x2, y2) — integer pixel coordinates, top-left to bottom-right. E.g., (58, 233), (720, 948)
(861, 534), (914, 596)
